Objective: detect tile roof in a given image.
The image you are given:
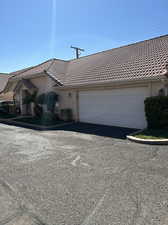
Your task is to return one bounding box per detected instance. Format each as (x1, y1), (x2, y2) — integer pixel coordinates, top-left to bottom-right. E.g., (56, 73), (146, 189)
(14, 79), (38, 93)
(63, 35), (168, 86)
(11, 66), (33, 76)
(0, 73), (10, 92)
(9, 35), (168, 87)
(10, 59), (54, 80)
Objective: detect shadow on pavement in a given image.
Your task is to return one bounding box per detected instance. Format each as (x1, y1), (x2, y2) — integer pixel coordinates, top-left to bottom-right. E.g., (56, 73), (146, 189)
(52, 122), (138, 139)
(0, 120), (138, 139)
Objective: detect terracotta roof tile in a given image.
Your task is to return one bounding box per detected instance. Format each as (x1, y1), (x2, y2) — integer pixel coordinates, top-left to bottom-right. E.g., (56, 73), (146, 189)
(62, 35), (168, 86)
(0, 73), (10, 92)
(8, 35), (168, 87)
(10, 59), (54, 80)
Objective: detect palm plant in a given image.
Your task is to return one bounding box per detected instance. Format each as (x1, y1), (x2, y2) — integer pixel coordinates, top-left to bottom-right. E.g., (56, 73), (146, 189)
(36, 92), (58, 113)
(23, 91), (59, 118)
(23, 91), (37, 105)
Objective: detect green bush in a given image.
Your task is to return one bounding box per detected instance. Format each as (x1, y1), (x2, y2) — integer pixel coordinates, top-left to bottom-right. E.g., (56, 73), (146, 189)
(34, 104), (43, 117)
(36, 92), (58, 113)
(23, 91), (37, 105)
(0, 103), (9, 113)
(36, 93), (46, 105)
(60, 109), (73, 121)
(144, 96), (168, 128)
(46, 92), (58, 112)
(41, 112), (57, 122)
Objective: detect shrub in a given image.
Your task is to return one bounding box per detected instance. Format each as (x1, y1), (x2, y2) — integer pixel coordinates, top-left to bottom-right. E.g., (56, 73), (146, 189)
(41, 112), (57, 122)
(0, 103), (9, 113)
(36, 93), (46, 105)
(46, 92), (58, 112)
(34, 104), (43, 117)
(144, 96), (168, 128)
(60, 109), (73, 121)
(23, 91), (37, 105)
(36, 92), (58, 113)
(0, 101), (14, 114)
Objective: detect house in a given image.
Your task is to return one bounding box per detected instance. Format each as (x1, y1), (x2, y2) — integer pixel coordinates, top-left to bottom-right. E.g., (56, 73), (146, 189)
(3, 35), (168, 129)
(0, 73), (12, 101)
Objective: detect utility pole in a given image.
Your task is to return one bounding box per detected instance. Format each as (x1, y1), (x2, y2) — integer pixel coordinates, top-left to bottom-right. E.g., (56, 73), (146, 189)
(71, 46), (85, 59)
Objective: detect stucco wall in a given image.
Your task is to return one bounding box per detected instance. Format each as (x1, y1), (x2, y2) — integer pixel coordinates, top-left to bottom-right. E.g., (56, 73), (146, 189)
(13, 76), (165, 121)
(0, 92), (13, 101)
(14, 75), (55, 99)
(14, 75), (78, 119)
(150, 81), (164, 96)
(31, 76), (78, 120)
(31, 75), (55, 94)
(56, 80), (164, 122)
(13, 75), (56, 114)
(56, 90), (78, 120)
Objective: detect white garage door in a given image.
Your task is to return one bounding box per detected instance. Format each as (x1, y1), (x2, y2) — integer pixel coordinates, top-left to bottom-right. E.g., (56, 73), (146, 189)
(79, 87), (148, 129)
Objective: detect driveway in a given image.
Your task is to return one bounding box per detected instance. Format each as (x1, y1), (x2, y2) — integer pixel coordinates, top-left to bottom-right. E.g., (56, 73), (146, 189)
(0, 123), (168, 225)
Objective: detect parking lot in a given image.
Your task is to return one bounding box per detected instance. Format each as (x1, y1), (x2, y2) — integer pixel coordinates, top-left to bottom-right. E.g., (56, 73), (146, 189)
(0, 123), (168, 225)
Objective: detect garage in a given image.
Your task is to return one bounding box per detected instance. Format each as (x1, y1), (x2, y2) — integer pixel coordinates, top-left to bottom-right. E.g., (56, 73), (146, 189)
(79, 87), (149, 129)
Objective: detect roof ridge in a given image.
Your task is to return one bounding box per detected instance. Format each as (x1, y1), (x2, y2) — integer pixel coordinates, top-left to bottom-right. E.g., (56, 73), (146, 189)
(10, 58), (69, 77)
(0, 73), (10, 75)
(68, 34), (168, 62)
(45, 59), (70, 84)
(45, 59), (57, 72)
(53, 58), (69, 62)
(11, 66), (34, 77)
(11, 58), (55, 77)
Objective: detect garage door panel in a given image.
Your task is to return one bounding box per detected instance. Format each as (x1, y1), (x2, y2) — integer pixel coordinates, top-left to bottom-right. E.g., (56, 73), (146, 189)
(79, 87), (148, 129)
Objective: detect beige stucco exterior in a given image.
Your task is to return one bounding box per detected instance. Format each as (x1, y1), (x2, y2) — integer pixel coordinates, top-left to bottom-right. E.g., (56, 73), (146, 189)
(13, 74), (55, 115)
(55, 80), (165, 122)
(9, 73), (168, 127)
(31, 75), (78, 120)
(28, 76), (165, 121)
(0, 92), (13, 101)
(55, 90), (78, 120)
(12, 74), (77, 119)
(31, 75), (55, 94)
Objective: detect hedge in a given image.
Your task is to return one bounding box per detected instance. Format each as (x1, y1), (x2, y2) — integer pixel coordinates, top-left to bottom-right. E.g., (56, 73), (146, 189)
(144, 96), (168, 129)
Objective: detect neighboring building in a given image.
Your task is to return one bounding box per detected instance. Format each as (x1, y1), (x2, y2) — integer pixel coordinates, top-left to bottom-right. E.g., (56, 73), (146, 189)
(3, 35), (168, 129)
(0, 73), (12, 101)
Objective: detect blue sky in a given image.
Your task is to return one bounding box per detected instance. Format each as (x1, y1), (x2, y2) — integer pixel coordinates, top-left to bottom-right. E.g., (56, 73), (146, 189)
(0, 0), (168, 73)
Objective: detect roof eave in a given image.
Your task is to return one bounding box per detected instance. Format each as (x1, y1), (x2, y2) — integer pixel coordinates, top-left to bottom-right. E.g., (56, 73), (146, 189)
(44, 70), (63, 87)
(54, 75), (167, 90)
(10, 72), (46, 81)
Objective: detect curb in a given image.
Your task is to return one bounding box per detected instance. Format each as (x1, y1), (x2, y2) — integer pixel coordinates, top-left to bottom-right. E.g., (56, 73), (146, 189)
(127, 130), (168, 145)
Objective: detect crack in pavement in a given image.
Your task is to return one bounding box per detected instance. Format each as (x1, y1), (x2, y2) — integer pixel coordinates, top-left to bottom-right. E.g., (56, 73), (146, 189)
(81, 193), (106, 225)
(125, 170), (143, 225)
(80, 162), (137, 225)
(0, 179), (48, 225)
(0, 211), (23, 225)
